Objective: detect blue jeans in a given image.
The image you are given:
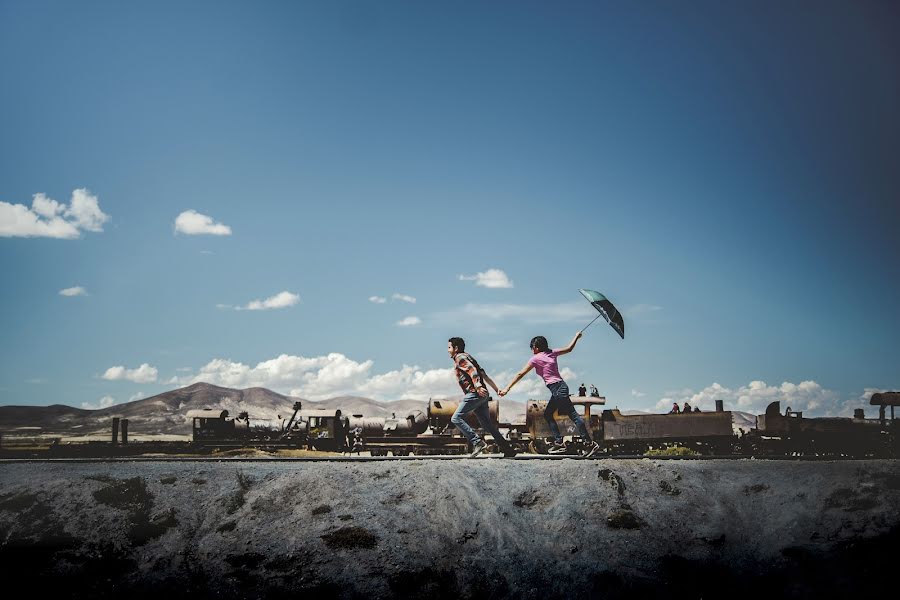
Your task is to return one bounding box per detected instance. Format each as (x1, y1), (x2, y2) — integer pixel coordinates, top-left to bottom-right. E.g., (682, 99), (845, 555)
(544, 381), (592, 443)
(451, 392), (509, 449)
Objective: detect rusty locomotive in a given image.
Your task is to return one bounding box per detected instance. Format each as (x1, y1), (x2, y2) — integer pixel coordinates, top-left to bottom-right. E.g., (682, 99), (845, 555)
(189, 391), (899, 457)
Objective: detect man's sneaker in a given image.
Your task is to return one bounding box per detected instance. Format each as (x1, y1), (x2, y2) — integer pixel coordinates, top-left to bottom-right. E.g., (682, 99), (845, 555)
(582, 441), (601, 458)
(468, 440), (487, 458)
(547, 441), (567, 455)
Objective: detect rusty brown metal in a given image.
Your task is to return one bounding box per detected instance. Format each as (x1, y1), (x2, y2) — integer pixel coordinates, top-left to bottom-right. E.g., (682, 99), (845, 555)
(601, 408), (732, 441)
(427, 398), (499, 432)
(526, 398), (603, 444)
(346, 411), (428, 436)
(871, 392), (900, 406)
(758, 401), (886, 455)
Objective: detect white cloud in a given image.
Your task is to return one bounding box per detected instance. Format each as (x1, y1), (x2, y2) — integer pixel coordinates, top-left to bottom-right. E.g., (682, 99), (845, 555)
(82, 395), (117, 410)
(170, 351), (578, 403)
(649, 380), (862, 417)
(59, 286), (88, 297)
(396, 316), (422, 327)
(0, 189), (109, 239)
(245, 291), (300, 311)
(65, 188), (110, 232)
(369, 296), (387, 304)
(392, 293), (416, 304)
(631, 389), (646, 398)
(174, 210), (232, 236)
(220, 291), (301, 311)
(102, 363), (159, 383)
(128, 392), (146, 402)
(459, 268), (514, 289)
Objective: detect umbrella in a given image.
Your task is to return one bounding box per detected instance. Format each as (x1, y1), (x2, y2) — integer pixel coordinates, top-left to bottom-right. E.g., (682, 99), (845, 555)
(578, 289), (625, 339)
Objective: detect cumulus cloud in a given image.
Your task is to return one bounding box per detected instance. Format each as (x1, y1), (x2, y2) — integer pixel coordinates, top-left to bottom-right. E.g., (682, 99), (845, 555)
(174, 210), (232, 236)
(128, 392), (146, 403)
(220, 291), (301, 311)
(392, 293), (416, 304)
(369, 296), (387, 304)
(246, 291), (300, 311)
(81, 395), (117, 410)
(396, 316), (422, 327)
(458, 268), (514, 289)
(648, 380), (872, 417)
(102, 363), (159, 383)
(59, 286), (88, 297)
(0, 189), (109, 238)
(170, 352), (574, 402)
(631, 389), (646, 398)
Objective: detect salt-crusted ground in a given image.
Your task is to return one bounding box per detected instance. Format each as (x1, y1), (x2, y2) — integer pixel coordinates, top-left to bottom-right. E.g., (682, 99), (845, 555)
(1, 458), (898, 599)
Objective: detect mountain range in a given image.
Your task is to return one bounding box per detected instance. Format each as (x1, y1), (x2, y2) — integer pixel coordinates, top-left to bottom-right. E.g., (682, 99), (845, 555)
(0, 382), (756, 439)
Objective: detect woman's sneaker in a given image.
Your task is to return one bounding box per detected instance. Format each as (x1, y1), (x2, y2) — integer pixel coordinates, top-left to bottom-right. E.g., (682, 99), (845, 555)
(548, 441), (567, 455)
(468, 440), (487, 458)
(582, 441), (601, 458)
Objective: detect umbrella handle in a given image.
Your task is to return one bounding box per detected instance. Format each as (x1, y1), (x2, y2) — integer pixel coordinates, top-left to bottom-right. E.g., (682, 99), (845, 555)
(579, 313), (603, 334)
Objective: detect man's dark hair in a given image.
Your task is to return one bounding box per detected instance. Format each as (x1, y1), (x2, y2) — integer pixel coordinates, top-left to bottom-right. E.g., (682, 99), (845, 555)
(530, 336), (549, 352)
(449, 337), (465, 352)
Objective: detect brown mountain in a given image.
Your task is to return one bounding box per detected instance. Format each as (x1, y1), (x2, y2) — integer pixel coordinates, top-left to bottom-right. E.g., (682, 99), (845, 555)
(0, 382), (439, 438)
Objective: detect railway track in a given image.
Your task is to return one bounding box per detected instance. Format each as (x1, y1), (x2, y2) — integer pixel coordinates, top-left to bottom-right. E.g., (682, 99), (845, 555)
(1, 454), (893, 463)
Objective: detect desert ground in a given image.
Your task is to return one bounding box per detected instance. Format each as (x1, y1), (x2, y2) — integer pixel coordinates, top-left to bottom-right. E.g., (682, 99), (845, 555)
(1, 457), (898, 599)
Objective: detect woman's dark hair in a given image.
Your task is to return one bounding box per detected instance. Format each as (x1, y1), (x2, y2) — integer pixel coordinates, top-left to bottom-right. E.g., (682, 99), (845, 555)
(448, 337), (465, 352)
(529, 336), (549, 352)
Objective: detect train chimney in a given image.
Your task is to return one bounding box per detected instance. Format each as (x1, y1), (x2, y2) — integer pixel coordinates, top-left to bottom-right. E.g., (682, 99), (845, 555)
(111, 417), (120, 444)
(853, 409), (864, 420)
(715, 400), (724, 412)
(121, 419), (129, 444)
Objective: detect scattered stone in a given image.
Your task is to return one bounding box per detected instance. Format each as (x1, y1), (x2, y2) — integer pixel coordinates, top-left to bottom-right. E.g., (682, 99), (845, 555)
(659, 480), (681, 496)
(457, 523), (479, 544)
(513, 490), (541, 508)
(311, 504), (332, 516)
(599, 469), (626, 496)
(160, 476), (177, 485)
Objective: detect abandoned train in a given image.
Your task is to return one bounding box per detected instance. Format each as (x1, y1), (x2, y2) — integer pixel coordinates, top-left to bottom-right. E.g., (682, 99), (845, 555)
(189, 391), (899, 457)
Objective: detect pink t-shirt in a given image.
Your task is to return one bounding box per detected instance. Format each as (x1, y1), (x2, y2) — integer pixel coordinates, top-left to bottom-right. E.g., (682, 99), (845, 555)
(529, 350), (563, 385)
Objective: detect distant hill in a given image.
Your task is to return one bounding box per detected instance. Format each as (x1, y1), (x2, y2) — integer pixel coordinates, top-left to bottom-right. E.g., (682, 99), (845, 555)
(0, 382), (439, 437)
(0, 382), (761, 438)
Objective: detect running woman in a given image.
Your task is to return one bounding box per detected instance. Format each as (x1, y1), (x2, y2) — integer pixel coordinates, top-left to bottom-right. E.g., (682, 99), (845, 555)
(499, 332), (600, 457)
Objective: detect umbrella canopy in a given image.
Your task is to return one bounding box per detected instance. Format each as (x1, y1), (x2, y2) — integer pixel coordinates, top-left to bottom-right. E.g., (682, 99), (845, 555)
(578, 289), (625, 339)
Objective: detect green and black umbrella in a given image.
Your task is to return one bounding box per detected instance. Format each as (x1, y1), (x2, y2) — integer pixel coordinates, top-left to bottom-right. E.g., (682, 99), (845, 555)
(578, 289), (625, 339)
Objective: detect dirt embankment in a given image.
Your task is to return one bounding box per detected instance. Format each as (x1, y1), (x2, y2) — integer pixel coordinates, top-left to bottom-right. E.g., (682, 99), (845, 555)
(1, 459), (899, 599)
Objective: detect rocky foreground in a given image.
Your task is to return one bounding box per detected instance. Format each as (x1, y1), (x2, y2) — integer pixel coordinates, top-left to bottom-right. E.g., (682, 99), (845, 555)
(1, 458), (899, 599)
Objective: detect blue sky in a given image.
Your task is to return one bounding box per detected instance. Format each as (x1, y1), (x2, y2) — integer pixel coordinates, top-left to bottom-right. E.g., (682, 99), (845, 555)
(2, 1), (898, 416)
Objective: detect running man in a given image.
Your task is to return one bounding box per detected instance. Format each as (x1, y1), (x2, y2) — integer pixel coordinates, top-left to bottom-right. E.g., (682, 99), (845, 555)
(499, 332), (600, 457)
(448, 337), (516, 458)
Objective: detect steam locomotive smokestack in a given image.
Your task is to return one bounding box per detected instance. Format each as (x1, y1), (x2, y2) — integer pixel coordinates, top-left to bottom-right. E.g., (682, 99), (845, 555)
(715, 400), (724, 412)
